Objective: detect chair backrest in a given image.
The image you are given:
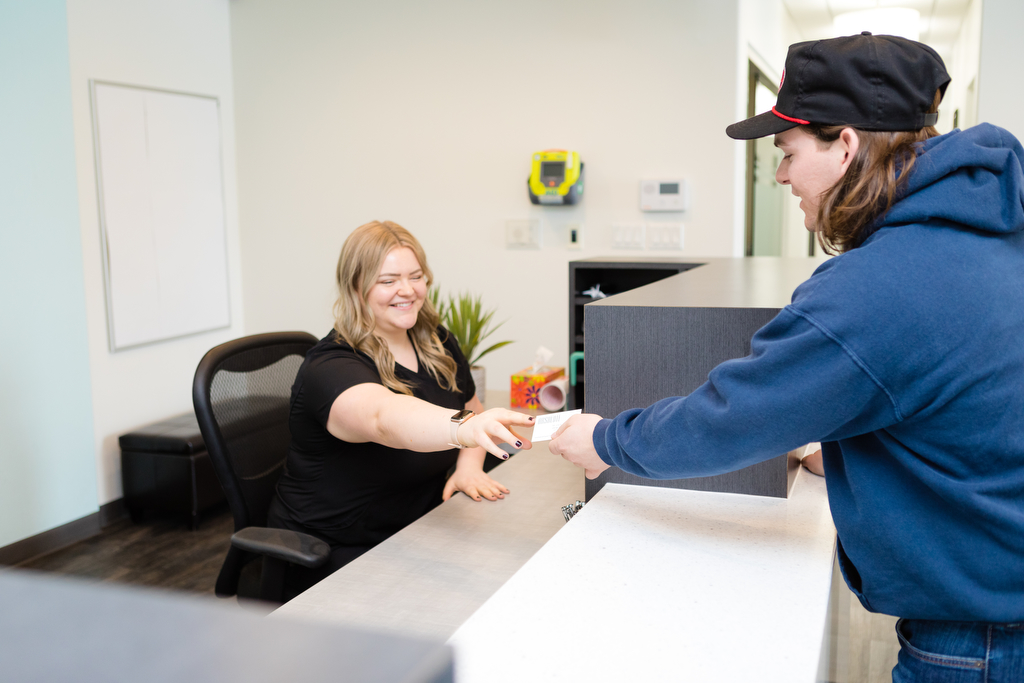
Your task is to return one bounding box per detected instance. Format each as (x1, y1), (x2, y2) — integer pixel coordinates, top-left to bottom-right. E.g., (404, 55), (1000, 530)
(192, 332), (317, 532)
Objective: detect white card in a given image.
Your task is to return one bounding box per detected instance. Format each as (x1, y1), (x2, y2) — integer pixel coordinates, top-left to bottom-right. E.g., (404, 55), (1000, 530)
(530, 409), (582, 442)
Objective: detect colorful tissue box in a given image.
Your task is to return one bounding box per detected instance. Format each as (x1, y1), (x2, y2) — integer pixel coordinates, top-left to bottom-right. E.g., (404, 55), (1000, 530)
(511, 366), (565, 409)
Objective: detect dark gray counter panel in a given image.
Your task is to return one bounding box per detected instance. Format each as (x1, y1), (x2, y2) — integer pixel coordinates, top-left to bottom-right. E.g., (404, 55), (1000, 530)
(583, 257), (826, 501)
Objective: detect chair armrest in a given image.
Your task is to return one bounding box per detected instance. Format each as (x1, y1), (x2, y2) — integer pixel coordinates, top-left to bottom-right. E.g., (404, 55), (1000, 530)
(230, 527), (330, 569)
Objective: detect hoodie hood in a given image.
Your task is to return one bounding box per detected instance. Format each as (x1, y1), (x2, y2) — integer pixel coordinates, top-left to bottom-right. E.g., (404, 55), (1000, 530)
(881, 123), (1024, 235)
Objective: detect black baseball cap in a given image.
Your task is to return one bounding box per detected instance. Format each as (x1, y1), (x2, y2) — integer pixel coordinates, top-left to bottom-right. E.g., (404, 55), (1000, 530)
(727, 32), (951, 140)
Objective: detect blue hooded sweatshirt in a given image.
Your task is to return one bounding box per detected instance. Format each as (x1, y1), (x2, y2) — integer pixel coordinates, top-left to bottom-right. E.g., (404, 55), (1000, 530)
(592, 123), (1024, 622)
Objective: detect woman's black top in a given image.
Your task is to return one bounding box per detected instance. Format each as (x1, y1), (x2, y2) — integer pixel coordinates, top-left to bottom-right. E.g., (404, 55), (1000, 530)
(269, 327), (474, 548)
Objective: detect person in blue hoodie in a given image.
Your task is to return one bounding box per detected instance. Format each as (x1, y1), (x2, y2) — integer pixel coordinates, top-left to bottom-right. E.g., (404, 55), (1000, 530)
(549, 33), (1024, 681)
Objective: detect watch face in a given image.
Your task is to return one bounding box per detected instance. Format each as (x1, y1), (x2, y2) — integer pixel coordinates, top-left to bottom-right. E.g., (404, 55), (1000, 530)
(451, 410), (474, 422)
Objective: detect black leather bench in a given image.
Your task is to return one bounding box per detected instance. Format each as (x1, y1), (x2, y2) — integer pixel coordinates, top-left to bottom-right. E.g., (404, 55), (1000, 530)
(119, 412), (225, 529)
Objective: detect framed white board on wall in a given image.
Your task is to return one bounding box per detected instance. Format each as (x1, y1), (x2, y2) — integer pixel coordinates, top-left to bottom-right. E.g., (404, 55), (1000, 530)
(90, 81), (231, 351)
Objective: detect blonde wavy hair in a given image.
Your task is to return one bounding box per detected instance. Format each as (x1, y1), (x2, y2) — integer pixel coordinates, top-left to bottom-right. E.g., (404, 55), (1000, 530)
(811, 90), (943, 254)
(333, 220), (460, 395)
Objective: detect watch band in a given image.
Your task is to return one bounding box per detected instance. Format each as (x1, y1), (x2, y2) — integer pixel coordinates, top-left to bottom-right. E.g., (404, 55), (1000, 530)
(448, 410), (474, 449)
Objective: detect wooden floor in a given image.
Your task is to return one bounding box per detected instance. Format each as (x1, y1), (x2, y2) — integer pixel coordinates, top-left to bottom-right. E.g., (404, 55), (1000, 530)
(14, 505), (901, 681)
(15, 505), (235, 595)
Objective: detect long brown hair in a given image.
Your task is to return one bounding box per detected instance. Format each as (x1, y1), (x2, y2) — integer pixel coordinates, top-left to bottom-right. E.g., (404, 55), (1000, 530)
(333, 220), (459, 395)
(812, 91), (942, 254)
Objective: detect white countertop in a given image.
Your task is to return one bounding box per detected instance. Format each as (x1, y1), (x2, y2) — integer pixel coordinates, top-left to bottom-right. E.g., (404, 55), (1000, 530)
(449, 467), (836, 682)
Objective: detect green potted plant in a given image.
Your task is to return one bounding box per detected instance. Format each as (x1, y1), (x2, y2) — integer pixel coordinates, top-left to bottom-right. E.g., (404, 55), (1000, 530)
(430, 288), (513, 406)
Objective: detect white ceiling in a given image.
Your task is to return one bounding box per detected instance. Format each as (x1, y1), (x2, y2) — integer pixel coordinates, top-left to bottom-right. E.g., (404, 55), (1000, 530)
(781, 0), (974, 58)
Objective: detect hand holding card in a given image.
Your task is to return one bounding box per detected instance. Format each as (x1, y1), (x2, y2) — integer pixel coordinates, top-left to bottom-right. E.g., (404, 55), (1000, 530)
(530, 409), (582, 442)
(547, 412), (610, 480)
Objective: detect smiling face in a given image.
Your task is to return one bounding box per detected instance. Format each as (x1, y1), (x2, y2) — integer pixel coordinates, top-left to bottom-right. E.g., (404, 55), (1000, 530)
(367, 246), (427, 340)
(774, 126), (852, 231)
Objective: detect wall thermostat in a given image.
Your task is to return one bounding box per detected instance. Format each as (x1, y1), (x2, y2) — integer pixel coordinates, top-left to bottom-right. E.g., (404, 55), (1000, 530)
(640, 179), (687, 212)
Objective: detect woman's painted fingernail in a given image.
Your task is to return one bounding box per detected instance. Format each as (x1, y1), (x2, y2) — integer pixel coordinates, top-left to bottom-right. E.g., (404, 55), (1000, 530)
(528, 416), (535, 421)
(515, 440), (523, 448)
(501, 453), (509, 460)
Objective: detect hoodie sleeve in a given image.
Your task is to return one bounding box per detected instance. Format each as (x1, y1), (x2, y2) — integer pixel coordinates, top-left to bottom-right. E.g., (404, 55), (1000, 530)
(591, 306), (902, 479)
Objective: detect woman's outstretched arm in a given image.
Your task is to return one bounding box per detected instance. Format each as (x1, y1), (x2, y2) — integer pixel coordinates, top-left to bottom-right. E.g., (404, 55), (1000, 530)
(327, 382), (534, 459)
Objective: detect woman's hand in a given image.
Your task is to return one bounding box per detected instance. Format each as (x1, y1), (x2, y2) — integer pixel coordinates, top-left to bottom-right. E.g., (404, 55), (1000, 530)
(443, 452), (510, 502)
(456, 408), (534, 459)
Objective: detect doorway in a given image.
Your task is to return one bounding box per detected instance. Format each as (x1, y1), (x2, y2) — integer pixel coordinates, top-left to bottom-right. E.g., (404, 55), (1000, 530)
(744, 62), (814, 257)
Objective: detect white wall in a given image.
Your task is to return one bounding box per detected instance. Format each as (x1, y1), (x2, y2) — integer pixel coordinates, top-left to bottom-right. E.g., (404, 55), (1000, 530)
(740, 0), (800, 84)
(979, 0), (1024, 139)
(66, 0), (245, 505)
(230, 0), (741, 388)
(947, 0), (983, 132)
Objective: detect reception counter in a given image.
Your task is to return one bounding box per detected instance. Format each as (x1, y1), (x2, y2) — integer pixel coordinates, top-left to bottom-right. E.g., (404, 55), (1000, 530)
(275, 257), (841, 680)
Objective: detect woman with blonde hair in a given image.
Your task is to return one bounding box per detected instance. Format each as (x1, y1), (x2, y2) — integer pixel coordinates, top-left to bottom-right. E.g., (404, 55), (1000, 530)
(268, 220), (532, 589)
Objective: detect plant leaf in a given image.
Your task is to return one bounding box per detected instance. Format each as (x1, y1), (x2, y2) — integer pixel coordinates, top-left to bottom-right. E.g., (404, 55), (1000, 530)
(441, 291), (512, 365)
(470, 340), (513, 366)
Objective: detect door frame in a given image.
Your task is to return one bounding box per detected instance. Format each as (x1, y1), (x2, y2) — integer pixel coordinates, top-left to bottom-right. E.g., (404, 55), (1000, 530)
(744, 62), (779, 257)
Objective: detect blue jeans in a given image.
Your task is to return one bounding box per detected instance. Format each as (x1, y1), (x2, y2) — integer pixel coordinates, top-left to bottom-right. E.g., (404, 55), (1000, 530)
(893, 618), (1024, 682)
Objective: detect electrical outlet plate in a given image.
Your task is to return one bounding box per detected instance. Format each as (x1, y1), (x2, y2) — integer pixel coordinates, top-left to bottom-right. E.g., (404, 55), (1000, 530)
(611, 224), (645, 249)
(647, 222), (684, 250)
(506, 219), (542, 249)
(567, 223), (583, 250)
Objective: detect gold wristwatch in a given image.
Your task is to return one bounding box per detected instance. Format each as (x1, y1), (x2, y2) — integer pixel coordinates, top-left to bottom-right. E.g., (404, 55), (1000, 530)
(448, 409), (475, 448)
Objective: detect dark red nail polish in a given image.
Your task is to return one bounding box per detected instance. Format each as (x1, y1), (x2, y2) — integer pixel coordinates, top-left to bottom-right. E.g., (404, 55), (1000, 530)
(515, 441), (523, 448)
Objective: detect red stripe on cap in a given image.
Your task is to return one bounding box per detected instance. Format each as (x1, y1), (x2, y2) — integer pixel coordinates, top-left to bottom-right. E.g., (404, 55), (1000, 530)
(772, 106), (810, 125)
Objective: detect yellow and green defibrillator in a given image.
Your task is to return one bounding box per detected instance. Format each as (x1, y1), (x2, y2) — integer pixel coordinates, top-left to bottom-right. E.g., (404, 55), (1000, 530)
(528, 149), (584, 205)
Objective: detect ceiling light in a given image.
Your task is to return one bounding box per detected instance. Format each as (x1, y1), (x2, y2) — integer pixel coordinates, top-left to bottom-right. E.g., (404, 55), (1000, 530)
(833, 8), (921, 41)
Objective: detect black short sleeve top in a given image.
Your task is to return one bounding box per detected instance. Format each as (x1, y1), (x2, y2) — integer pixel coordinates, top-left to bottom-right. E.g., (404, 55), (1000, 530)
(272, 327), (475, 547)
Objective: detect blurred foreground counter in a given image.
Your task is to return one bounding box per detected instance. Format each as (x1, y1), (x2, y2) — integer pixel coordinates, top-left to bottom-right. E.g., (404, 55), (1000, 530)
(0, 568), (453, 683)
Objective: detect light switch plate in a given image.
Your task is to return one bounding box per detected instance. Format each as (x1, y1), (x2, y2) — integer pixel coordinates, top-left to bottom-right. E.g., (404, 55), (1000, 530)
(646, 222), (684, 250)
(611, 224), (645, 249)
(506, 219), (541, 249)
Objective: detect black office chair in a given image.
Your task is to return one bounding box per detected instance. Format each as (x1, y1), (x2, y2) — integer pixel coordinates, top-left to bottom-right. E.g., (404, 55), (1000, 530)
(192, 332), (329, 603)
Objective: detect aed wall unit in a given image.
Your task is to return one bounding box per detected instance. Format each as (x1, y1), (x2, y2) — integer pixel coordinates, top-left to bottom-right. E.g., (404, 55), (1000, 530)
(528, 150), (584, 205)
(568, 258), (699, 411)
(583, 257), (825, 501)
